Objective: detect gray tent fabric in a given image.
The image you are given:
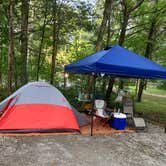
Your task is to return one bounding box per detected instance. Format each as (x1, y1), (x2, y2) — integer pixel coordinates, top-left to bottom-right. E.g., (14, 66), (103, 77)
(0, 82), (68, 106)
(71, 105), (89, 127)
(0, 81), (89, 127)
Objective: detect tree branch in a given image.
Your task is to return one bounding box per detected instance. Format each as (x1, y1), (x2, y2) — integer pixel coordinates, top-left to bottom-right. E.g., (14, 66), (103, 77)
(129, 0), (144, 13)
(126, 22), (149, 31)
(132, 4), (166, 18)
(126, 28), (148, 39)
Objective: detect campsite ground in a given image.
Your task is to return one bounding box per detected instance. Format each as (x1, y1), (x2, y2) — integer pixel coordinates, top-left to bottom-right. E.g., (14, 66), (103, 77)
(0, 123), (165, 166)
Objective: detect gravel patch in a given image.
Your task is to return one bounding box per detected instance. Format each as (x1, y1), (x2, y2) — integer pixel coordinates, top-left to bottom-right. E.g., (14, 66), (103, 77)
(0, 123), (165, 166)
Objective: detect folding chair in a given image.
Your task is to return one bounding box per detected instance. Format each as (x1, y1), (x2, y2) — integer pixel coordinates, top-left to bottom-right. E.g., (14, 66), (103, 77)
(122, 96), (146, 130)
(122, 96), (134, 118)
(93, 99), (110, 126)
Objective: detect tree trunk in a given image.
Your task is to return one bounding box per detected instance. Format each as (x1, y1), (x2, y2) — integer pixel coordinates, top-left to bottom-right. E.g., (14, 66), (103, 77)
(13, 51), (18, 89)
(50, 0), (61, 84)
(106, 14), (111, 46)
(118, 0), (129, 46)
(0, 48), (2, 93)
(96, 0), (112, 51)
(118, 0), (144, 46)
(105, 77), (114, 100)
(87, 0), (113, 97)
(85, 75), (94, 95)
(104, 1), (116, 100)
(118, 0), (144, 90)
(118, 0), (129, 90)
(21, 0), (29, 85)
(135, 79), (139, 96)
(106, 0), (142, 98)
(36, 0), (48, 81)
(137, 79), (145, 102)
(7, 0), (15, 95)
(137, 1), (157, 101)
(50, 1), (57, 84)
(102, 77), (107, 93)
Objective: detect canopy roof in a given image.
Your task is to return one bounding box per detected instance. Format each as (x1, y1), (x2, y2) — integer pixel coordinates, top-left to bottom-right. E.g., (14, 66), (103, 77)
(65, 45), (166, 79)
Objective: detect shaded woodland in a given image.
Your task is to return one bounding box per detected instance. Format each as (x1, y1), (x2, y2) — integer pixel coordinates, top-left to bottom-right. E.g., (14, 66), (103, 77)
(0, 0), (166, 102)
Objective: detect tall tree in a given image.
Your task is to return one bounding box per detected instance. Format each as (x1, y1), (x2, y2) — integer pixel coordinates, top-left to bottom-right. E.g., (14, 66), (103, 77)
(96, 0), (112, 51)
(119, 0), (144, 46)
(137, 0), (161, 102)
(0, 48), (2, 93)
(7, 0), (15, 95)
(118, 0), (144, 89)
(86, 0), (113, 96)
(106, 0), (144, 99)
(50, 0), (61, 84)
(36, 0), (48, 81)
(21, 0), (29, 85)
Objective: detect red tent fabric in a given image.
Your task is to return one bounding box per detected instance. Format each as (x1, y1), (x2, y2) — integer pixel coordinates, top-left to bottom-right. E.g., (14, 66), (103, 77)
(0, 82), (85, 133)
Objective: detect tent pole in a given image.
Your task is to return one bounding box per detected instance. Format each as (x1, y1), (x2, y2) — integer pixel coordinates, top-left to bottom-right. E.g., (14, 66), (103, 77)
(90, 73), (96, 136)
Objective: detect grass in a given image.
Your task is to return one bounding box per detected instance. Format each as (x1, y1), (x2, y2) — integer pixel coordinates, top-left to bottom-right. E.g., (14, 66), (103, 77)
(135, 93), (166, 125)
(124, 86), (166, 125)
(145, 88), (166, 96)
(125, 85), (166, 96)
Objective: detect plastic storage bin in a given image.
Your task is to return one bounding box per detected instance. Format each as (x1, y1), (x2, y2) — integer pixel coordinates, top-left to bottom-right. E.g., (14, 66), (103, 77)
(111, 113), (126, 130)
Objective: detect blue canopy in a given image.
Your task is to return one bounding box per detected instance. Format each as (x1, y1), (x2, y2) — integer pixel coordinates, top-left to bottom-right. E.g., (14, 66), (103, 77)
(65, 45), (166, 79)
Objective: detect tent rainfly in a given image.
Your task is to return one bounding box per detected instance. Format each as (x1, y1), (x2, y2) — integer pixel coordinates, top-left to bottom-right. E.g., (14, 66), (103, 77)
(65, 45), (166, 79)
(0, 81), (89, 133)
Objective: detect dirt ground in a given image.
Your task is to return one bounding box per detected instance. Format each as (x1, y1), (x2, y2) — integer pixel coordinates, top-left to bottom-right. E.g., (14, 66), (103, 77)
(0, 123), (165, 166)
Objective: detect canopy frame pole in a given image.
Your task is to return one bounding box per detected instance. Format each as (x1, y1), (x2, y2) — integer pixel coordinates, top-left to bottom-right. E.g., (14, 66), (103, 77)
(90, 73), (96, 136)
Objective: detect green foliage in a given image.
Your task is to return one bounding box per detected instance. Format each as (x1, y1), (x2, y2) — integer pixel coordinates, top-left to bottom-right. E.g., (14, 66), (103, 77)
(157, 81), (166, 90)
(106, 91), (118, 109)
(0, 0), (166, 101)
(60, 87), (78, 107)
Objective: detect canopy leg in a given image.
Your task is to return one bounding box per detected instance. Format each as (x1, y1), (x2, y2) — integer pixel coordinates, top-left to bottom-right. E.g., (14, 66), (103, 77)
(91, 114), (93, 136)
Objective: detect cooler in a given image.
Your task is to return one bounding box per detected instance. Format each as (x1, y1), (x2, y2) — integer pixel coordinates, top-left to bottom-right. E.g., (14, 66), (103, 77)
(111, 113), (126, 130)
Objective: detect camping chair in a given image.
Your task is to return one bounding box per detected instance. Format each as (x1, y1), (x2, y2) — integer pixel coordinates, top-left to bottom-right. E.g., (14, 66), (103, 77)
(122, 96), (134, 118)
(122, 96), (146, 130)
(93, 99), (110, 126)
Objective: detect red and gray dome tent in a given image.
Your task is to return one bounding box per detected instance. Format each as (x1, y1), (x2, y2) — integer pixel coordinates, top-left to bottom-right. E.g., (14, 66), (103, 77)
(0, 81), (89, 133)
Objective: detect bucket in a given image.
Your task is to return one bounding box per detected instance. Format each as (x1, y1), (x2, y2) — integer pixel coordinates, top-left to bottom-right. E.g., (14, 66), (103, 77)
(111, 113), (126, 130)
